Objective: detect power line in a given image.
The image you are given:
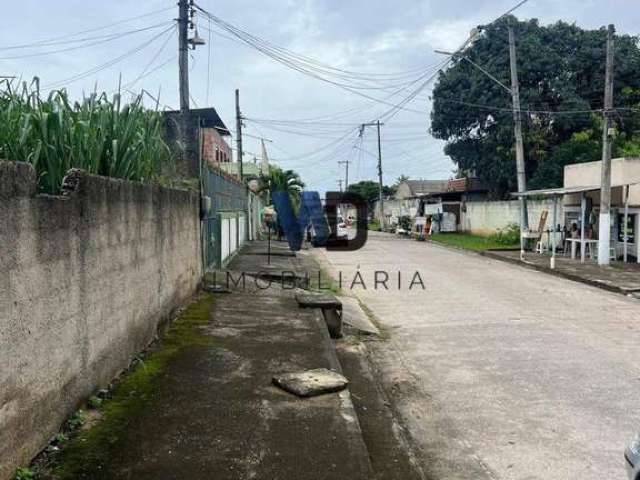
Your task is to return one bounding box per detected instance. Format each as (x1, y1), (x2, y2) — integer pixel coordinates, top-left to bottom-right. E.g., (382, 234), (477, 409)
(0, 22), (173, 60)
(0, 6), (174, 51)
(41, 25), (176, 92)
(119, 26), (177, 92)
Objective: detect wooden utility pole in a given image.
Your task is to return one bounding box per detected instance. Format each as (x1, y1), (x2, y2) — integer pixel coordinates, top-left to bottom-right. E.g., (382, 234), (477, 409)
(235, 89), (244, 180)
(508, 26), (528, 258)
(338, 179), (343, 192)
(338, 160), (350, 191)
(178, 0), (189, 112)
(598, 24), (616, 265)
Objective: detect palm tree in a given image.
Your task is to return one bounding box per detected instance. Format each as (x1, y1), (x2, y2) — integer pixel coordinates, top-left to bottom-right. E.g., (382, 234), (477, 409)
(260, 166), (304, 205)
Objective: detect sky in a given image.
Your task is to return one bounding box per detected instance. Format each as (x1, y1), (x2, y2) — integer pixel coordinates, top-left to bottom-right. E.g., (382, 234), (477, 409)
(2, 0), (639, 194)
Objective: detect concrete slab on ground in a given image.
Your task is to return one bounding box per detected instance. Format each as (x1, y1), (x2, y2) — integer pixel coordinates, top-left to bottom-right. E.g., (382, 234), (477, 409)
(273, 368), (348, 397)
(339, 296), (380, 335)
(295, 292), (342, 309)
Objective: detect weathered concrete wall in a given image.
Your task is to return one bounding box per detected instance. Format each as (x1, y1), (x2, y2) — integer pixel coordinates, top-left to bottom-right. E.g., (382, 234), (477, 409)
(0, 161), (202, 479)
(462, 199), (564, 235)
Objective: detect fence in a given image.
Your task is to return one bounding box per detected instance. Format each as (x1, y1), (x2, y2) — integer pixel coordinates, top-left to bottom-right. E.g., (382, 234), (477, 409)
(201, 165), (248, 269)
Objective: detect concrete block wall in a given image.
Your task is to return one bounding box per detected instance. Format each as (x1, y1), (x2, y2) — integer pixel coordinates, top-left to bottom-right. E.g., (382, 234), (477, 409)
(462, 199), (564, 235)
(0, 161), (202, 479)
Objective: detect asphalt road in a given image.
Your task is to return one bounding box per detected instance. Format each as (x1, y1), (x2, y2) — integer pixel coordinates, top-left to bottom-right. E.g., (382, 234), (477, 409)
(319, 232), (640, 480)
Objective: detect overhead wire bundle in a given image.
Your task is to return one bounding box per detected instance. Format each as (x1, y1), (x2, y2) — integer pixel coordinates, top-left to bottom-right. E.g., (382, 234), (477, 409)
(0, 6), (178, 96)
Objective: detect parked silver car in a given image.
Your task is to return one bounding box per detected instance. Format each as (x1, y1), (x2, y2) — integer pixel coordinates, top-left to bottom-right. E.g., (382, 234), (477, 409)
(625, 433), (640, 479)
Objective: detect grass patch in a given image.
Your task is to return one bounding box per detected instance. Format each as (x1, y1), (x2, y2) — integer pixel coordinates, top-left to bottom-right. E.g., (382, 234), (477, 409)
(368, 219), (381, 231)
(45, 295), (215, 479)
(429, 233), (519, 251)
(305, 265), (342, 295)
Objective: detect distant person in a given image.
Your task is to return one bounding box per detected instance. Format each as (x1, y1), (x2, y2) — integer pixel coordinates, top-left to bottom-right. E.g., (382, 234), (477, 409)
(571, 223), (579, 239)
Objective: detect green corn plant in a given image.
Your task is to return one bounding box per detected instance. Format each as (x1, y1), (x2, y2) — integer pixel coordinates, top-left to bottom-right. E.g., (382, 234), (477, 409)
(0, 78), (172, 194)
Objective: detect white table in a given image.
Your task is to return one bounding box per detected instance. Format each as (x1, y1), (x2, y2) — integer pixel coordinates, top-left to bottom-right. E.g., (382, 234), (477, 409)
(566, 238), (598, 260)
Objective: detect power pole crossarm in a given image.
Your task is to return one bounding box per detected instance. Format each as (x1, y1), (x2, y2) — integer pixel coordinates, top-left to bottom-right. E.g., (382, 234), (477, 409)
(598, 24), (616, 266)
(508, 25), (529, 258)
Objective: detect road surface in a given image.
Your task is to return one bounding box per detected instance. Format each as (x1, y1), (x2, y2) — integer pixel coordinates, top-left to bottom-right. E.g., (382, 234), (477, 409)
(318, 232), (640, 479)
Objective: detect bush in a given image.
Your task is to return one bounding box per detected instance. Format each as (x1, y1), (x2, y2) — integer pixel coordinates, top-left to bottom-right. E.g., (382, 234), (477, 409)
(0, 78), (171, 194)
(368, 219), (381, 231)
(489, 223), (520, 245)
(13, 468), (35, 480)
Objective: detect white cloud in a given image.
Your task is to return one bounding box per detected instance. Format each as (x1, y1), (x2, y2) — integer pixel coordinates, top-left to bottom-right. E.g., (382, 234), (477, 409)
(420, 18), (479, 52)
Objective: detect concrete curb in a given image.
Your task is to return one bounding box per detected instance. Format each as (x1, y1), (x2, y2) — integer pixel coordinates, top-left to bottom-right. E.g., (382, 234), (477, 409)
(311, 309), (375, 476)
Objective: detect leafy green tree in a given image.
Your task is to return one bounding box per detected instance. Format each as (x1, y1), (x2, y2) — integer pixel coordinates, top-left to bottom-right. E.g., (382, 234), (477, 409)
(346, 180), (393, 203)
(431, 16), (640, 197)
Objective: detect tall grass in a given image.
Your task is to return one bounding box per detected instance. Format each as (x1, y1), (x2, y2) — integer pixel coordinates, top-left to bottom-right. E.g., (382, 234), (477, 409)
(0, 78), (171, 194)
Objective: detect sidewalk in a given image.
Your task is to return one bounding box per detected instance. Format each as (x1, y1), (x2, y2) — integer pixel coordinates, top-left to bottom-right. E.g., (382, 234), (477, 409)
(483, 249), (640, 296)
(42, 241), (372, 479)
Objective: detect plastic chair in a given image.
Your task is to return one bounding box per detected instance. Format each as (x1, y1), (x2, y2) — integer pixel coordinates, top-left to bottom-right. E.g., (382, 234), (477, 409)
(535, 241), (547, 254)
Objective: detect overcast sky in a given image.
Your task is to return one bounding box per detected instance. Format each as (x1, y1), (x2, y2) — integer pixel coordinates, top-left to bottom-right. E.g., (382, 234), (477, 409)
(2, 0), (639, 193)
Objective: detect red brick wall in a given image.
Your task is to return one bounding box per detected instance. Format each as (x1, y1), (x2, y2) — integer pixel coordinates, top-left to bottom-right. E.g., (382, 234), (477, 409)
(202, 128), (232, 167)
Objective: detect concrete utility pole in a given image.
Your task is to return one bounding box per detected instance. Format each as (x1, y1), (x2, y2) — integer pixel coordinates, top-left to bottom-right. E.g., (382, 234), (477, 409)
(508, 26), (529, 257)
(376, 120), (384, 228)
(338, 160), (350, 191)
(235, 89), (244, 180)
(598, 24), (616, 265)
(360, 121), (385, 228)
(178, 0), (189, 112)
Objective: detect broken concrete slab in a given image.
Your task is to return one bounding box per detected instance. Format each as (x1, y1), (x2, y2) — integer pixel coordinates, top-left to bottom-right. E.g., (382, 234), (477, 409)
(273, 368), (348, 397)
(295, 292), (342, 309)
(322, 308), (343, 339)
(339, 296), (380, 335)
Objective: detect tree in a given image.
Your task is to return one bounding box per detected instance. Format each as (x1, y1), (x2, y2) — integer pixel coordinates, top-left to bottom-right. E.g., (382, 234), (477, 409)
(260, 165), (304, 194)
(395, 174), (410, 185)
(392, 175), (410, 193)
(346, 180), (394, 203)
(430, 16), (640, 197)
(260, 165), (304, 209)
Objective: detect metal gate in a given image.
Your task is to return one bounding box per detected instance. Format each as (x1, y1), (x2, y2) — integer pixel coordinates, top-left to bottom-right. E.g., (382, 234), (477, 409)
(201, 166), (246, 269)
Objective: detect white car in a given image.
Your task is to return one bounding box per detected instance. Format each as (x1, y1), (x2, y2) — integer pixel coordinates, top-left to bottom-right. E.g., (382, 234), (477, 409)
(625, 433), (640, 479)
